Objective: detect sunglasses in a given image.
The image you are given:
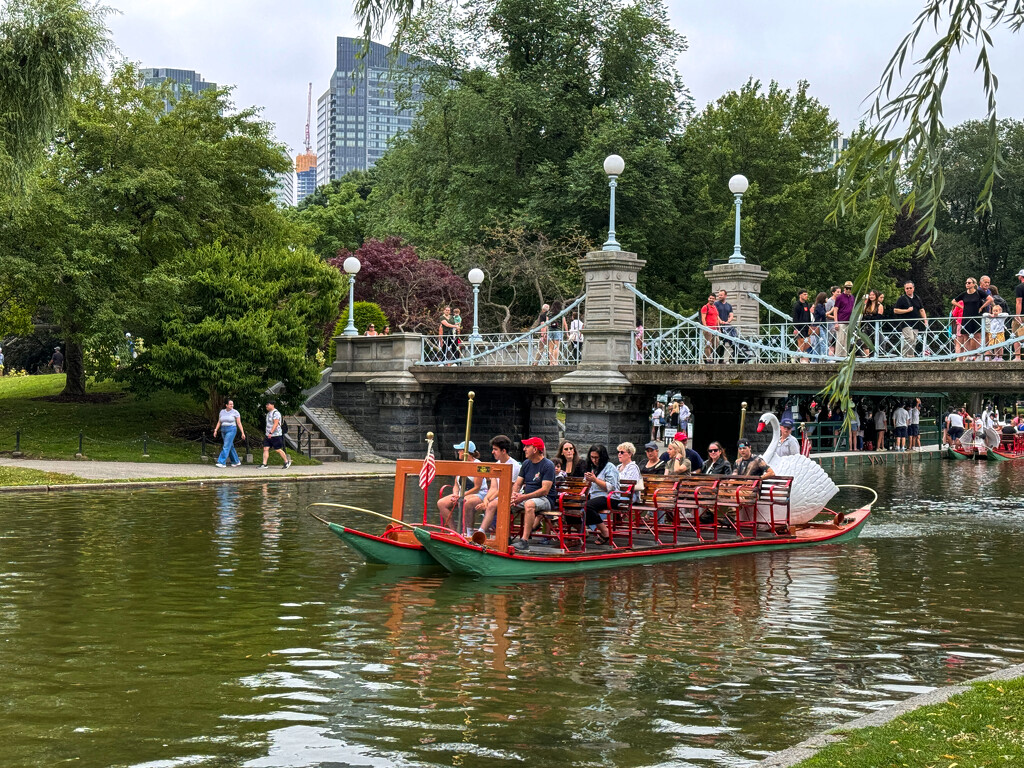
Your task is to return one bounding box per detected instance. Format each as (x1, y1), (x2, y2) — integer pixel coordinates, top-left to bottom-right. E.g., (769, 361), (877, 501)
(617, 450), (629, 454)
(708, 448), (720, 454)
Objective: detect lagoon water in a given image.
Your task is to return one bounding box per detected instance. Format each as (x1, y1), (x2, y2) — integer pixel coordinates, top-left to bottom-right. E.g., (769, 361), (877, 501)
(3, 460), (1024, 767)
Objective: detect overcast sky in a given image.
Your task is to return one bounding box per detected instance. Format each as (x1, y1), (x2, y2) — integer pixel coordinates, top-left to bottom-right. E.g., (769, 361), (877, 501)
(107, 0), (1023, 157)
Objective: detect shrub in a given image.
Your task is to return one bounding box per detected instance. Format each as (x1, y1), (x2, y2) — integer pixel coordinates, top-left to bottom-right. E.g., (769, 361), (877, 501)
(338, 302), (389, 336)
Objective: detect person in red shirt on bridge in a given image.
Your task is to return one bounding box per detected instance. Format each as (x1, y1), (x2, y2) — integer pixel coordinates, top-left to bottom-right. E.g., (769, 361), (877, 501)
(699, 294), (719, 364)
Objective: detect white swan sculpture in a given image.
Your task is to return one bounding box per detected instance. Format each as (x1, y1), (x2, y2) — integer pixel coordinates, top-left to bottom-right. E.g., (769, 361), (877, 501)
(756, 413), (839, 525)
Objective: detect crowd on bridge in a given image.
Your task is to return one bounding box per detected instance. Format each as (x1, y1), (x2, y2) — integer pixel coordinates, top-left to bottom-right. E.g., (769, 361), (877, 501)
(783, 273), (1024, 363)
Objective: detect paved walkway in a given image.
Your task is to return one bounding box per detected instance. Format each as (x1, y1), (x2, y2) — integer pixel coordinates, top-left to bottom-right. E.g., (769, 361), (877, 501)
(0, 457), (394, 482)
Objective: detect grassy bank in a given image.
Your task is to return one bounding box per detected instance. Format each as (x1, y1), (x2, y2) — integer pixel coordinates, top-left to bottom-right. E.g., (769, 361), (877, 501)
(0, 466), (95, 487)
(0, 375), (317, 466)
(795, 677), (1024, 767)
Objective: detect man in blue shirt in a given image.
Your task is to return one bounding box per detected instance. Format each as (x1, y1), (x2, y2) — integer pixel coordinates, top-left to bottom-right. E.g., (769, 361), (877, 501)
(511, 437), (557, 551)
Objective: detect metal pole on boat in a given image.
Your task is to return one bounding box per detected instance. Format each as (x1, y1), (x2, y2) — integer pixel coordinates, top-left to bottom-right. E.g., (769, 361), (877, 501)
(457, 392), (476, 533)
(738, 401), (748, 444)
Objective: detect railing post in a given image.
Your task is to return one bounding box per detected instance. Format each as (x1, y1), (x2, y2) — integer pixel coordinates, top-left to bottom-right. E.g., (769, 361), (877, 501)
(873, 321), (880, 357)
(76, 431), (83, 458)
(13, 429), (22, 457)
(245, 433), (253, 464)
(307, 429), (313, 460)
(200, 432), (208, 462)
(143, 432), (149, 458)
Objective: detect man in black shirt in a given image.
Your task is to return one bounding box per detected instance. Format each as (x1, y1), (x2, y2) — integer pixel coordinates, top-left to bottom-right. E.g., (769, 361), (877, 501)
(714, 289), (738, 363)
(731, 439), (774, 477)
(893, 281), (926, 357)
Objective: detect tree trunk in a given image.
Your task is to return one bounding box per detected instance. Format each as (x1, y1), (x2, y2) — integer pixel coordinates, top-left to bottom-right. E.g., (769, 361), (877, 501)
(61, 341), (86, 397)
(206, 386), (221, 424)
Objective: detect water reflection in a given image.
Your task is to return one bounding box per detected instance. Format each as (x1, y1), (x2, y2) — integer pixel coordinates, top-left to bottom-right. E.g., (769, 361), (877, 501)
(1, 467), (1024, 768)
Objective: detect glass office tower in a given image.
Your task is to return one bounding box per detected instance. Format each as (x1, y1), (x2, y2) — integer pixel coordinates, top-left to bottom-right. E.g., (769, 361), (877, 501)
(316, 38), (422, 185)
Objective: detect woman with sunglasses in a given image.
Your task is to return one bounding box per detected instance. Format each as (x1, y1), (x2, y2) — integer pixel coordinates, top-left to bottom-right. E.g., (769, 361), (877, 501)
(583, 444), (619, 545)
(557, 439), (586, 477)
(703, 442), (732, 475)
(614, 442), (643, 505)
(953, 278), (984, 358)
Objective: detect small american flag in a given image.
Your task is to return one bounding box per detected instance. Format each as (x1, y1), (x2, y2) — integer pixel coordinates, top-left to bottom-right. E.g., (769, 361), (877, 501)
(801, 428), (812, 457)
(419, 445), (436, 490)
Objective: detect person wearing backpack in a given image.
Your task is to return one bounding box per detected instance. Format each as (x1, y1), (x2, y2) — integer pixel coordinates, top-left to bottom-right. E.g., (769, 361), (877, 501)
(261, 400), (292, 469)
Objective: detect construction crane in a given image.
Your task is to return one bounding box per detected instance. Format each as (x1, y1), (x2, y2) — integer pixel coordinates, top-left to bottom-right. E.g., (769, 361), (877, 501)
(304, 82), (312, 153)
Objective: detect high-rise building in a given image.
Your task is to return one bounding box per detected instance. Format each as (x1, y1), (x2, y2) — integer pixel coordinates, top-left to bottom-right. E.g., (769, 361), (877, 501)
(274, 169), (296, 208)
(140, 68), (217, 112)
(316, 37), (423, 185)
(296, 152), (317, 204)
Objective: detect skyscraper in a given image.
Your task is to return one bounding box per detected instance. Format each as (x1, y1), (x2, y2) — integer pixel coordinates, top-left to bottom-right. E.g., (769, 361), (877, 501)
(296, 152), (317, 204)
(274, 169), (296, 208)
(316, 37), (423, 186)
(140, 68), (217, 112)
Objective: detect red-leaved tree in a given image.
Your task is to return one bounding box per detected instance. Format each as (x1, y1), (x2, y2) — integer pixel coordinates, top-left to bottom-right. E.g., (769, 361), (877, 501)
(327, 238), (472, 334)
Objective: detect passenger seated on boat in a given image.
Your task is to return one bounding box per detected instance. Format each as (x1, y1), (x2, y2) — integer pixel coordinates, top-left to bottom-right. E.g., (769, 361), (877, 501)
(473, 434), (522, 539)
(660, 431), (704, 472)
(640, 441), (666, 474)
(663, 440), (691, 475)
(438, 441), (488, 530)
(731, 439), (775, 477)
(510, 437), (559, 552)
(614, 442), (643, 505)
(582, 444), (619, 544)
(703, 442), (732, 475)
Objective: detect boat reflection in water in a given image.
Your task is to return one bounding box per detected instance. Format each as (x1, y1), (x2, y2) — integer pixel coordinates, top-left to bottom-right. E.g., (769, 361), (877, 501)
(249, 543), (888, 767)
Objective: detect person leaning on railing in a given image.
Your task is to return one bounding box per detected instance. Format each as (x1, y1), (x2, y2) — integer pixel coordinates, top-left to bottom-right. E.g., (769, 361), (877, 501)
(834, 281), (855, 356)
(892, 280), (926, 357)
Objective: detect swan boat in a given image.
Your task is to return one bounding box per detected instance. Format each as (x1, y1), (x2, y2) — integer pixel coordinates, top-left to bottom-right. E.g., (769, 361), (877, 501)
(313, 443), (875, 579)
(947, 425), (1024, 461)
(756, 413), (840, 525)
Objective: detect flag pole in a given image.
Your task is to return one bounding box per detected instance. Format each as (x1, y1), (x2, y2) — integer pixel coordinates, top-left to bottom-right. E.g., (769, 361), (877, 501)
(457, 392), (476, 533)
(423, 431), (434, 524)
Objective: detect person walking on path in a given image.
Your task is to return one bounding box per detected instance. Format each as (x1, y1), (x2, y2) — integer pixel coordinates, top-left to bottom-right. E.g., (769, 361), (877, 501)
(261, 401), (292, 469)
(213, 399), (246, 468)
(49, 346), (64, 374)
(650, 402), (665, 442)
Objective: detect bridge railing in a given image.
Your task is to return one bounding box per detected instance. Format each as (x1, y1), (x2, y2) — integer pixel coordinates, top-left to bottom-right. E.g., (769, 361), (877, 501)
(632, 315), (1021, 364)
(418, 295), (586, 366)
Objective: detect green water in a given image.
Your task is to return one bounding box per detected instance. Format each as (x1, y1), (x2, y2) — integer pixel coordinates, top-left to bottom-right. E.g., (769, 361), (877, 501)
(2, 460), (1024, 767)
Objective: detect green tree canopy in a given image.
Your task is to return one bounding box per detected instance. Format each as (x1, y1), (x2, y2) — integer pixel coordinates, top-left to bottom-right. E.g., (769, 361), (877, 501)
(0, 63), (293, 396)
(126, 242), (344, 420)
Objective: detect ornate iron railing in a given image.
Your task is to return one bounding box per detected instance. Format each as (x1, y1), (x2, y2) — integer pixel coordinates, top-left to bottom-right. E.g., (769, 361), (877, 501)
(418, 295), (586, 366)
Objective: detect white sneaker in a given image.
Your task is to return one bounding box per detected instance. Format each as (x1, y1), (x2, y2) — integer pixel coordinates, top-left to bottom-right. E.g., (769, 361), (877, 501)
(215, 462), (227, 468)
(258, 464), (269, 469)
(283, 460), (293, 469)
(231, 462), (242, 467)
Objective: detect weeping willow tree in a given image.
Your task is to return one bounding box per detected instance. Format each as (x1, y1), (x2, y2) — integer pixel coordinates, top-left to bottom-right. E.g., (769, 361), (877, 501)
(821, 0), (1023, 413)
(0, 0), (109, 191)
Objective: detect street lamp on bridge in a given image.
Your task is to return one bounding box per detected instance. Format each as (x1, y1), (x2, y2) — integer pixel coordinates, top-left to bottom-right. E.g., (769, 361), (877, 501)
(728, 174), (749, 264)
(468, 268), (485, 344)
(602, 154), (625, 252)
(342, 255), (361, 336)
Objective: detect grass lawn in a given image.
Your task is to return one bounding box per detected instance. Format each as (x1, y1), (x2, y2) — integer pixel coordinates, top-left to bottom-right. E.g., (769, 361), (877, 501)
(795, 677), (1024, 767)
(0, 466), (96, 487)
(0, 375), (318, 466)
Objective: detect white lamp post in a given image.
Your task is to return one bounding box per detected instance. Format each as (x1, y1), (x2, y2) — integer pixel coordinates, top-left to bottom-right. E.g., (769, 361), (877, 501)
(342, 255), (361, 336)
(728, 174), (749, 264)
(602, 154), (625, 251)
(468, 268), (485, 344)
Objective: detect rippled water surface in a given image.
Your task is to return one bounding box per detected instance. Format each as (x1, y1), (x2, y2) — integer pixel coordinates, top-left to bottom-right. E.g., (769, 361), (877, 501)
(3, 460), (1024, 768)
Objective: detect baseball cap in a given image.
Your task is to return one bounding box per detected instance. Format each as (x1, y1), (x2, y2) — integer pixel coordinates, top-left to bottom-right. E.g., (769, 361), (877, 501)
(737, 438), (751, 448)
(780, 418), (795, 428)
(644, 441), (659, 451)
(453, 440), (476, 452)
(672, 431), (688, 441)
(521, 437), (546, 452)
(843, 280), (854, 288)
(1017, 269), (1024, 277)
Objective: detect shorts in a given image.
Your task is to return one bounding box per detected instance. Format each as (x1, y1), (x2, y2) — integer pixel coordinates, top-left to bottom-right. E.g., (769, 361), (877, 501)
(1013, 318), (1024, 337)
(549, 330), (563, 342)
(515, 496), (552, 513)
(959, 317), (981, 335)
(909, 424), (919, 437)
(987, 332), (1006, 346)
(894, 426), (908, 438)
(948, 426), (964, 440)
(264, 434), (285, 450)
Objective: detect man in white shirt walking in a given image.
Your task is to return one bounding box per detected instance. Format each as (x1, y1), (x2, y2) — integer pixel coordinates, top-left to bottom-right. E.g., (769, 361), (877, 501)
(261, 401), (292, 469)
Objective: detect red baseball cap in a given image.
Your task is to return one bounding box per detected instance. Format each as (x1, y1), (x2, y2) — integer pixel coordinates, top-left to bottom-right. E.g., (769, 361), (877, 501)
(673, 431), (688, 441)
(521, 437), (546, 452)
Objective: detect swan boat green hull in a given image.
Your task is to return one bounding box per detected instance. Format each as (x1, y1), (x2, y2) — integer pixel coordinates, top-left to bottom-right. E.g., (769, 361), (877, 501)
(328, 523), (439, 567)
(411, 507), (871, 579)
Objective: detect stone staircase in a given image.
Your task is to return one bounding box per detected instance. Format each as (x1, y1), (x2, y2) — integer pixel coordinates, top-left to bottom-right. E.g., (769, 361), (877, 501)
(285, 406), (390, 464)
